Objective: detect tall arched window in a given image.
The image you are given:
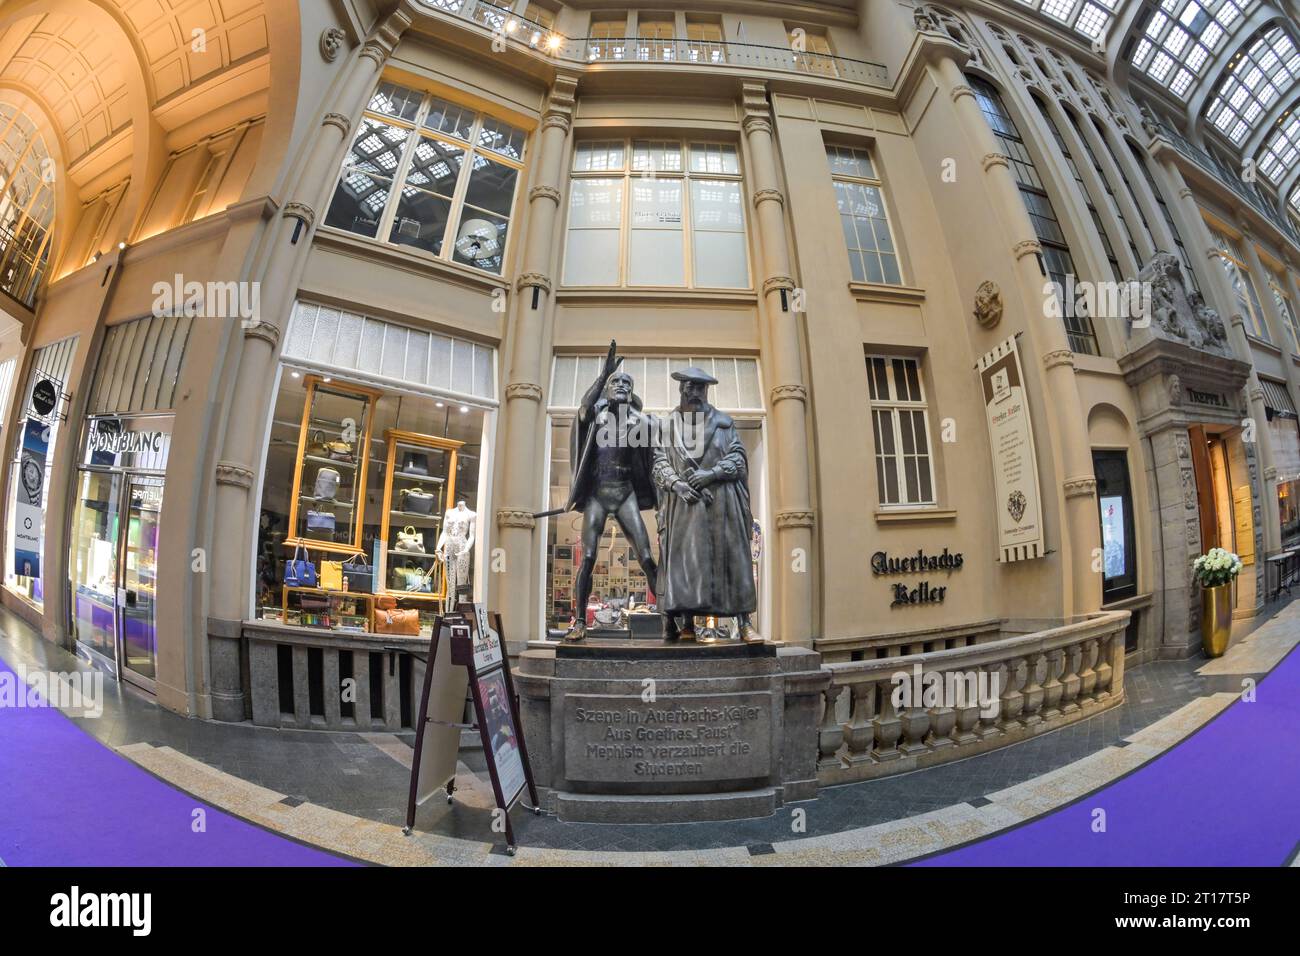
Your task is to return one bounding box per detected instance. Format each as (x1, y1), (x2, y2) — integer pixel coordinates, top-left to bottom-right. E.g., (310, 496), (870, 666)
(0, 105), (54, 308)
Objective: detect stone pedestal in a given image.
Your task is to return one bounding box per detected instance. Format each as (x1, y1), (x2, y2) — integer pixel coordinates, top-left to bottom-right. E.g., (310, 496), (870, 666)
(515, 640), (827, 823)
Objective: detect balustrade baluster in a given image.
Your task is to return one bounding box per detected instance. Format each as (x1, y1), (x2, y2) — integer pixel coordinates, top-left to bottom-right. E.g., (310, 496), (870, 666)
(1041, 648), (1064, 718)
(1060, 642), (1083, 713)
(843, 682), (876, 765)
(1021, 652), (1045, 726)
(976, 663), (1004, 739)
(817, 685), (846, 769)
(872, 686), (903, 761)
(999, 657), (1025, 730)
(1094, 634), (1115, 700)
(1078, 637), (1098, 701)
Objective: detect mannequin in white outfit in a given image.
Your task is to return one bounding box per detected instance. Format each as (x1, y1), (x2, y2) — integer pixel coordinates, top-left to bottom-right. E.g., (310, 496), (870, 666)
(435, 500), (476, 594)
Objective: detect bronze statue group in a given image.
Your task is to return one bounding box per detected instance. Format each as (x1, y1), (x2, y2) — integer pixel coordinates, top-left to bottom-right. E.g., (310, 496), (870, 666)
(560, 341), (761, 644)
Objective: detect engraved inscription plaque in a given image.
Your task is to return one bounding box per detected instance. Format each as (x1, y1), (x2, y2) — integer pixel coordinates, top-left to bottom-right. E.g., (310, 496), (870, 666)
(564, 691), (773, 786)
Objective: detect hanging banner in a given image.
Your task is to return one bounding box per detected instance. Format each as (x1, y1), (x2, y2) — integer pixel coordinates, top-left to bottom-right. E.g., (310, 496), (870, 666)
(14, 418), (50, 578)
(978, 337), (1045, 562)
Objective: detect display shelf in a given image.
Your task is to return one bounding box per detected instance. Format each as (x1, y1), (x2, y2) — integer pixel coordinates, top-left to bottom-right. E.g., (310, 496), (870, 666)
(281, 585), (376, 633)
(378, 429), (463, 604)
(303, 454), (357, 470)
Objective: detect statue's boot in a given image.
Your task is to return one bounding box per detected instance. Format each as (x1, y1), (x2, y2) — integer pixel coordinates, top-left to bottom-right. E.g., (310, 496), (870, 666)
(564, 621), (587, 643)
(738, 622), (764, 644)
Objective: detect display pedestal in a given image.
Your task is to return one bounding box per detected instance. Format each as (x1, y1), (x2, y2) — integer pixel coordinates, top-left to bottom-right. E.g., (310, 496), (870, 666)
(515, 639), (828, 823)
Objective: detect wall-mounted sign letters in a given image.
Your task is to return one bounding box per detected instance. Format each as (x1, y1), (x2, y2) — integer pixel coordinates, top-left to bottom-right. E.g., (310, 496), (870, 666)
(978, 337), (1045, 562)
(872, 549), (964, 608)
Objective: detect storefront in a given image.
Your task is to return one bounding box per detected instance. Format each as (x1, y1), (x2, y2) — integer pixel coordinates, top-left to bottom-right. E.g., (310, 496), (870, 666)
(542, 353), (767, 638)
(4, 335), (77, 609)
(66, 313), (193, 688)
(252, 300), (497, 640)
(1261, 377), (1300, 546)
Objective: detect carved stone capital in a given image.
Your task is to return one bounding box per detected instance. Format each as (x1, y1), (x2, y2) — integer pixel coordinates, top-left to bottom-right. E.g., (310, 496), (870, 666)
(982, 152), (1009, 172)
(215, 461), (255, 489)
(1230, 312), (1248, 329)
(320, 27), (346, 62)
(950, 84), (975, 102)
(1063, 476), (1097, 499)
(742, 115), (773, 137)
(529, 185), (562, 204)
(752, 187), (785, 208)
(358, 40), (390, 66)
(1043, 348), (1075, 371)
(1013, 239), (1043, 260)
(776, 509), (816, 529)
(283, 201), (315, 228)
(1249, 385), (1265, 404)
(542, 113), (571, 133)
(496, 508), (537, 530)
(1178, 187), (1194, 200)
(504, 382), (544, 402)
(322, 112), (351, 135)
(763, 275), (796, 295)
(770, 383), (807, 405)
(1265, 465), (1279, 481)
(243, 320), (280, 347)
(515, 272), (551, 294)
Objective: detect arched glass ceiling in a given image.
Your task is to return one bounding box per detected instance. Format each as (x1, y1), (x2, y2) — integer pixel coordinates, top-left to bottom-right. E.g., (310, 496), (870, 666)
(0, 102), (55, 307)
(1013, 0), (1121, 41)
(1129, 0), (1246, 98)
(1257, 107), (1300, 182)
(1206, 25), (1300, 144)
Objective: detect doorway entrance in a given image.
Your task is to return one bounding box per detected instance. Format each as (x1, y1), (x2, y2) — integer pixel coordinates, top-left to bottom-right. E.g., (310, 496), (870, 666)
(68, 414), (170, 691)
(1187, 424), (1256, 614)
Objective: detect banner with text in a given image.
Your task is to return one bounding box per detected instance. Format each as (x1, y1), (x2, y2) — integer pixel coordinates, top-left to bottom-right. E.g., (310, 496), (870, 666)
(978, 337), (1045, 562)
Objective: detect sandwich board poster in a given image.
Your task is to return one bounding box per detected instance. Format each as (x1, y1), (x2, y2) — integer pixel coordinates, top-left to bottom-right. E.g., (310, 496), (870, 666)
(13, 418), (50, 578)
(978, 336), (1045, 562)
(406, 617), (470, 826)
(461, 606), (529, 810)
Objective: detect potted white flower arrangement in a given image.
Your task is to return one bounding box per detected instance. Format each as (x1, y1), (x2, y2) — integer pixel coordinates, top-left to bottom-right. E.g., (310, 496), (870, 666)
(1192, 547), (1242, 658)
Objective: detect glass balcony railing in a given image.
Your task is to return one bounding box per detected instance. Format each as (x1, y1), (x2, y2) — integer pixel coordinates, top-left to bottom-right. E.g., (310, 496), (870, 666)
(415, 0), (889, 87)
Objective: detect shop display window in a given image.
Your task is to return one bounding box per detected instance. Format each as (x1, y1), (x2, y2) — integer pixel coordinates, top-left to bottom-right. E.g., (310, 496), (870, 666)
(257, 365), (488, 636)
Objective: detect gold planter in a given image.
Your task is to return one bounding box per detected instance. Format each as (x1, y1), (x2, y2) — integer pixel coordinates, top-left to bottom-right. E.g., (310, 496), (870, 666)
(1201, 584), (1232, 659)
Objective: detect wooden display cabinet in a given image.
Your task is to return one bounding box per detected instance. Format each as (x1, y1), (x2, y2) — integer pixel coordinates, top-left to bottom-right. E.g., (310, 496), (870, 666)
(379, 429), (464, 606)
(284, 375), (381, 555)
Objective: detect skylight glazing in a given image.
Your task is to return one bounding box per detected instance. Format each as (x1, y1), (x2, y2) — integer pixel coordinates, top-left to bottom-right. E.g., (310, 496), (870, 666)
(1258, 109), (1300, 183)
(1207, 26), (1300, 144)
(1129, 0), (1245, 100)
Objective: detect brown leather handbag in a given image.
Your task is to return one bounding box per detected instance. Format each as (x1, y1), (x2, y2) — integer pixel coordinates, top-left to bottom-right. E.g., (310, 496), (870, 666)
(374, 607), (420, 636)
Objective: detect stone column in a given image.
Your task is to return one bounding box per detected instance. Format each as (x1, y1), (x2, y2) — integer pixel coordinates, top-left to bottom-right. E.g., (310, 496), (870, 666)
(205, 8), (413, 719)
(938, 55), (1101, 615)
(493, 74), (578, 639)
(1075, 116), (1157, 263)
(740, 83), (815, 646)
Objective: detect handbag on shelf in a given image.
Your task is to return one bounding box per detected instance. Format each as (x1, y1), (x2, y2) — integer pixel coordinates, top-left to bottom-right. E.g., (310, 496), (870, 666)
(401, 451), (430, 475)
(307, 430), (329, 457)
(283, 545), (317, 588)
(395, 525), (425, 553)
(306, 509), (336, 533)
(313, 466), (341, 501)
(376, 594), (398, 610)
(399, 487), (435, 515)
(323, 437), (354, 462)
(298, 592), (331, 613)
(342, 552), (372, 592)
(374, 607), (420, 636)
(321, 559), (344, 591)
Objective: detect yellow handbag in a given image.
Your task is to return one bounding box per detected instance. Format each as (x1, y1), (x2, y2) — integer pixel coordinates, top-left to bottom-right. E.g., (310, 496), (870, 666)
(321, 559), (344, 591)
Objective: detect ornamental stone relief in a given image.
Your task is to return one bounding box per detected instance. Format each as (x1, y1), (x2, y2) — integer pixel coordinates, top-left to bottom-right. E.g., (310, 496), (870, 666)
(973, 280), (1002, 329)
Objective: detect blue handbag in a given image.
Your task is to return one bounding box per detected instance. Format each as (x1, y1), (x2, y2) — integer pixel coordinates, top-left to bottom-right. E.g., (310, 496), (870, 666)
(284, 545), (318, 588)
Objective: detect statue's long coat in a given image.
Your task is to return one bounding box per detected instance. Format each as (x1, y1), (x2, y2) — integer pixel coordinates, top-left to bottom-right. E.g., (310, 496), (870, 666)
(652, 406), (757, 617)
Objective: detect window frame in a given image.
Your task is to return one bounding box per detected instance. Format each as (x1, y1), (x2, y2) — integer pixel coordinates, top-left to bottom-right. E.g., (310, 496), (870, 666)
(1270, 275), (1300, 353)
(1210, 229), (1271, 341)
(865, 354), (938, 509)
(325, 81), (528, 277)
(561, 137), (752, 291)
(826, 143), (905, 286)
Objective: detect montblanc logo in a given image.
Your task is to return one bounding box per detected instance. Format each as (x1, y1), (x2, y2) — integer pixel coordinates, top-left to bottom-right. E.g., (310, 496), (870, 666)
(49, 886), (151, 936)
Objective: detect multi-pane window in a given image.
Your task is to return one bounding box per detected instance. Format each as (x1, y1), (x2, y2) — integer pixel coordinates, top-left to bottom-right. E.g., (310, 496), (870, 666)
(686, 17), (725, 63)
(787, 26), (837, 77)
(1210, 228), (1270, 341)
(1258, 111), (1300, 184)
(1068, 110), (1142, 267)
(0, 104), (54, 308)
(1015, 0), (1117, 41)
(324, 81), (525, 275)
(1270, 276), (1300, 352)
(1127, 141), (1199, 293)
(562, 140), (749, 289)
(587, 16), (628, 60)
(970, 77), (1098, 355)
(1130, 0), (1244, 99)
(1093, 116), (1159, 256)
(636, 17), (675, 61)
(1207, 26), (1300, 145)
(1038, 102), (1119, 282)
(866, 355), (935, 507)
(827, 145), (902, 285)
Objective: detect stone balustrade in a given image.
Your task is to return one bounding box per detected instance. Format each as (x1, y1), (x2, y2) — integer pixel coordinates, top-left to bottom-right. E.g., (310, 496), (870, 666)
(816, 611), (1129, 785)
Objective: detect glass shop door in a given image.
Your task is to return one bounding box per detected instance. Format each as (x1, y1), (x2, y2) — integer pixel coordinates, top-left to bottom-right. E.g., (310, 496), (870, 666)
(117, 476), (162, 688)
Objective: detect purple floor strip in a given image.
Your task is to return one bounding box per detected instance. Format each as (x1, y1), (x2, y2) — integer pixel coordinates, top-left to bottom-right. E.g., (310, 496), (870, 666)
(0, 655), (354, 866)
(914, 644), (1300, 866)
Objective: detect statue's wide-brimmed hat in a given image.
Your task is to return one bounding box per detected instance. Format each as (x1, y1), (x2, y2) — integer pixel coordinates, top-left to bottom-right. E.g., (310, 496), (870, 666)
(670, 366), (719, 385)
